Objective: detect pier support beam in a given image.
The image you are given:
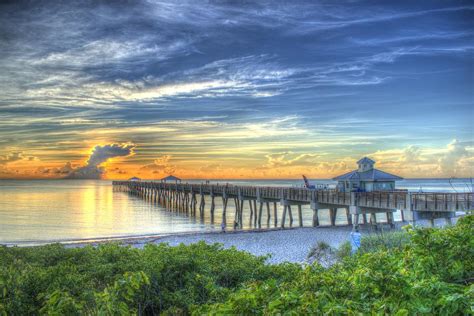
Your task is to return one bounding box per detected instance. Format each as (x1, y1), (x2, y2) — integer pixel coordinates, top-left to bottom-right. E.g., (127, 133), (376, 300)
(240, 200), (244, 228)
(222, 197), (228, 227)
(370, 213), (377, 229)
(266, 202), (271, 224)
(345, 208), (352, 225)
(298, 205), (303, 227)
(350, 206), (362, 232)
(310, 201), (320, 227)
(258, 202), (264, 228)
(199, 194), (205, 218)
(288, 205), (293, 226)
(273, 202), (278, 227)
(210, 195), (215, 223)
(281, 205), (287, 228)
(248, 200), (254, 226)
(329, 208), (338, 226)
(253, 200), (258, 224)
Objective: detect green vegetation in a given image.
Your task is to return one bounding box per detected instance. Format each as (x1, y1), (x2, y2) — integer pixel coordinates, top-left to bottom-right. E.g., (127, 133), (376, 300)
(1, 216), (473, 315)
(358, 229), (411, 254)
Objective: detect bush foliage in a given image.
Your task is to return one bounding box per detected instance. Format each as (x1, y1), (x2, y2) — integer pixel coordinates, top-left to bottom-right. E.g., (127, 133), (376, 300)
(0, 216), (472, 315)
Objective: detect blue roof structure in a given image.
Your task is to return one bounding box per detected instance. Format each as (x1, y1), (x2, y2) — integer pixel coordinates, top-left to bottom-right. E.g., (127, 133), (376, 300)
(333, 168), (403, 181)
(161, 175), (181, 182)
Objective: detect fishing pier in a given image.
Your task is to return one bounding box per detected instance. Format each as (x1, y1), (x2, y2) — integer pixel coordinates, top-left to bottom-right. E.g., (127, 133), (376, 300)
(112, 181), (473, 230)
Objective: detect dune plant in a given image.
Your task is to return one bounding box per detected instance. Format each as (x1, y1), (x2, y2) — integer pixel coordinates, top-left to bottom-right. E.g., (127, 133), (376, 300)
(0, 216), (471, 315)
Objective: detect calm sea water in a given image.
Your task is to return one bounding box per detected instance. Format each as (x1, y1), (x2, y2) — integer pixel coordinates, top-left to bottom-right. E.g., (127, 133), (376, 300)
(0, 178), (471, 245)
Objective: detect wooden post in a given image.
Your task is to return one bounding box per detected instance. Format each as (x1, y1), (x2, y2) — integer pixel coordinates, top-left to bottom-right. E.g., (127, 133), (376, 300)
(281, 205), (287, 228)
(330, 208), (337, 226)
(210, 195), (215, 223)
(233, 198), (240, 229)
(258, 202), (263, 228)
(249, 200), (254, 225)
(199, 195), (205, 217)
(186, 193), (190, 213)
(240, 199), (244, 228)
(222, 197), (228, 226)
(177, 191), (181, 211)
(312, 209), (319, 227)
(288, 205), (293, 226)
(370, 213), (377, 229)
(388, 212), (395, 228)
(273, 202), (278, 227)
(345, 208), (352, 225)
(353, 213), (360, 232)
(266, 202), (271, 223)
(298, 205), (303, 227)
(253, 200), (258, 227)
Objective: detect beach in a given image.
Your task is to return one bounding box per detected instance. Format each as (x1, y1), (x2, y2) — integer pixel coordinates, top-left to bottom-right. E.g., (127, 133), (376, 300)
(132, 226), (353, 264)
(62, 217), (453, 264)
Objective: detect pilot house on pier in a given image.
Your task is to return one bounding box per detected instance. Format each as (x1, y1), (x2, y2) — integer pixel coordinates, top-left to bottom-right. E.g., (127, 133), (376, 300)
(333, 157), (402, 192)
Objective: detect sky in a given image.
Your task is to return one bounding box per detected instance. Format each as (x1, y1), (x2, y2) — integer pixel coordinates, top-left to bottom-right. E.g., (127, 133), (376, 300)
(0, 0), (473, 179)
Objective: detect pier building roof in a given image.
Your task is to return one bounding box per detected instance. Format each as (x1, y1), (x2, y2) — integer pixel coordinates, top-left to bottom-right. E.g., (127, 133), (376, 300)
(161, 175), (181, 182)
(333, 168), (403, 181)
(333, 157), (402, 182)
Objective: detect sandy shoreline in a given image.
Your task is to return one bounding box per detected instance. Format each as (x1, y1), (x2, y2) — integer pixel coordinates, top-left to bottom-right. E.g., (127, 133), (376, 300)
(133, 226), (354, 264)
(5, 217), (458, 264)
(58, 226), (354, 264)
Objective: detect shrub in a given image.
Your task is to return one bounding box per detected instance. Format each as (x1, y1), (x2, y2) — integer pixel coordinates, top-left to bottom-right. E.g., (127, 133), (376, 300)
(334, 241), (352, 261)
(0, 216), (472, 315)
(195, 216), (473, 315)
(358, 230), (410, 254)
(306, 241), (335, 266)
(0, 242), (300, 315)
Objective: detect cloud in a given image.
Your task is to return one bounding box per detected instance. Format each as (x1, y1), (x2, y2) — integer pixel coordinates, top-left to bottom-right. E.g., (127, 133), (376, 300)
(21, 49), (407, 106)
(365, 140), (473, 177)
(87, 143), (135, 167)
(350, 31), (471, 46)
(400, 145), (422, 163)
(438, 139), (471, 176)
(66, 143), (135, 179)
(0, 152), (37, 164)
(36, 162), (75, 175)
(264, 152), (321, 168)
(32, 38), (191, 68)
(141, 155), (177, 175)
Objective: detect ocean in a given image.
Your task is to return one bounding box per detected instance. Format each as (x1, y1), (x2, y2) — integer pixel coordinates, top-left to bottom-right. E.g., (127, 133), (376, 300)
(0, 178), (471, 245)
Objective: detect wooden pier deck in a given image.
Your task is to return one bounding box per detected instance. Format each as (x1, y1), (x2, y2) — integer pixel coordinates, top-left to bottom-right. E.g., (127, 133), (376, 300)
(112, 181), (473, 230)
